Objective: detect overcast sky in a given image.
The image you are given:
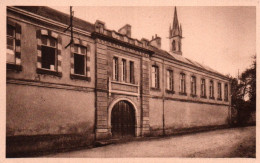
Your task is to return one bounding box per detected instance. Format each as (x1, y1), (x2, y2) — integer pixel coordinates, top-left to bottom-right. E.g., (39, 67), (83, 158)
(52, 6), (256, 77)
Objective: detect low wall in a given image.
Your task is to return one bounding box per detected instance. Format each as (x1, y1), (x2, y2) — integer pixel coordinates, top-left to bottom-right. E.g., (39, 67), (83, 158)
(6, 84), (95, 157)
(149, 98), (230, 136)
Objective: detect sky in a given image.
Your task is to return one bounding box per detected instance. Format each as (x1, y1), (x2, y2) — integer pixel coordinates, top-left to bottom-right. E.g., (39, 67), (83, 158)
(52, 6), (256, 77)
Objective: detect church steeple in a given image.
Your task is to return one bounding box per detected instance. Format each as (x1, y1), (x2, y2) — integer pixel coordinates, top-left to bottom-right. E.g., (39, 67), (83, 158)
(169, 7), (182, 55)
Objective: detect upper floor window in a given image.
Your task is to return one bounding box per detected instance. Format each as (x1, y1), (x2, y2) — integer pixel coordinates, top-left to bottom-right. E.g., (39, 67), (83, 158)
(130, 61), (135, 84)
(151, 65), (159, 88)
(41, 35), (58, 71)
(73, 44), (87, 75)
(201, 79), (206, 97)
(122, 59), (127, 82)
(209, 80), (214, 99)
(180, 73), (186, 94)
(7, 25), (16, 64)
(191, 76), (196, 96)
(224, 84), (228, 101)
(166, 69), (174, 91)
(113, 57), (119, 81)
(6, 20), (22, 71)
(217, 82), (222, 100)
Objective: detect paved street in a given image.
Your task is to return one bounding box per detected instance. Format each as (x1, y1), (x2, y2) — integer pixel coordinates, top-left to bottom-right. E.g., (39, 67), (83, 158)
(47, 126), (255, 158)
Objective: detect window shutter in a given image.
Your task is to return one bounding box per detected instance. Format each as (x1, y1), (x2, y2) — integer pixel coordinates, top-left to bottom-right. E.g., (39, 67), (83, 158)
(15, 23), (21, 65)
(57, 35), (62, 72)
(36, 30), (42, 68)
(86, 44), (91, 81)
(70, 44), (74, 74)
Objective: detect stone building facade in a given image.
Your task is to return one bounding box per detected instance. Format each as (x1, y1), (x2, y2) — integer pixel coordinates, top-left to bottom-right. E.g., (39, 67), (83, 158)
(6, 6), (231, 156)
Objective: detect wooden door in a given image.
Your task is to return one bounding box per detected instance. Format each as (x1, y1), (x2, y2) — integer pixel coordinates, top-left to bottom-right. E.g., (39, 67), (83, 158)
(111, 101), (135, 138)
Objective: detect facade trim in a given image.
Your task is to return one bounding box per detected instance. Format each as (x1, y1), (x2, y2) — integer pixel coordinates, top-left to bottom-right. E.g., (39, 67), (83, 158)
(151, 95), (230, 106)
(6, 78), (94, 93)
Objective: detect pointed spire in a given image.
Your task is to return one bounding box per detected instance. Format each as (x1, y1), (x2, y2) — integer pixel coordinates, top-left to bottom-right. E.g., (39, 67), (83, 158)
(172, 6), (180, 36)
(173, 7), (179, 30)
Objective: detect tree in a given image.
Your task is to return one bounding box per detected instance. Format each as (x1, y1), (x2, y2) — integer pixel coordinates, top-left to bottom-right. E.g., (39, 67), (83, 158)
(230, 55), (256, 126)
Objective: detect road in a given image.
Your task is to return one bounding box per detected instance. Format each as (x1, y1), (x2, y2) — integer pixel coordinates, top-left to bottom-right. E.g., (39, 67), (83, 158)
(47, 126), (255, 158)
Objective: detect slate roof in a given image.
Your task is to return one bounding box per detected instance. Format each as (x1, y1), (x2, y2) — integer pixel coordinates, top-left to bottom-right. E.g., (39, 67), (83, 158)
(13, 6), (227, 79)
(15, 6), (95, 32)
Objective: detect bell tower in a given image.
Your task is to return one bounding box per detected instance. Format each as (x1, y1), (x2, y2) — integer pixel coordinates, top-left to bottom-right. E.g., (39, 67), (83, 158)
(169, 7), (182, 55)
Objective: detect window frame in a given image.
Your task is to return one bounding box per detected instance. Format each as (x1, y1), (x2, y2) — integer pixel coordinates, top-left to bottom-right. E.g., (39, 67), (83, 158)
(200, 78), (206, 98)
(129, 61), (135, 84)
(190, 76), (197, 97)
(166, 69), (174, 93)
(40, 35), (58, 71)
(73, 44), (87, 76)
(122, 59), (127, 82)
(6, 21), (22, 71)
(224, 83), (228, 101)
(209, 80), (215, 99)
(113, 57), (119, 81)
(217, 82), (222, 101)
(151, 65), (159, 89)
(179, 73), (186, 95)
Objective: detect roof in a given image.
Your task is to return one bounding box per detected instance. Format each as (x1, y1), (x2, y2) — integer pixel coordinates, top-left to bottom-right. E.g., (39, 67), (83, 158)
(14, 6), (95, 32)
(151, 46), (227, 79)
(13, 6), (227, 80)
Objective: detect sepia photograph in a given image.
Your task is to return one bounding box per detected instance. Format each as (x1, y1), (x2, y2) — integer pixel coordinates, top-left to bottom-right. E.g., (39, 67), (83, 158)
(3, 0), (257, 161)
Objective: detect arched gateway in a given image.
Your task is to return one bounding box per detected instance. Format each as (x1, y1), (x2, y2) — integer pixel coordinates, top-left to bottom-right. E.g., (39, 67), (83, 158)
(111, 100), (135, 137)
(108, 98), (139, 138)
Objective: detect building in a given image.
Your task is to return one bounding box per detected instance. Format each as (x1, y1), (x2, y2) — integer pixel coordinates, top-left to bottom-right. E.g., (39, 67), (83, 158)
(6, 6), (231, 156)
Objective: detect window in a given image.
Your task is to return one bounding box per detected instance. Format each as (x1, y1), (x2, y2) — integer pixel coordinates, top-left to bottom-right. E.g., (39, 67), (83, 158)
(74, 45), (87, 75)
(191, 76), (196, 96)
(130, 61), (134, 84)
(224, 84), (228, 101)
(172, 40), (176, 51)
(151, 65), (159, 88)
(180, 73), (186, 94)
(122, 59), (127, 82)
(209, 80), (214, 99)
(166, 70), (174, 91)
(201, 79), (206, 97)
(113, 57), (119, 81)
(178, 42), (181, 52)
(217, 83), (222, 100)
(41, 35), (57, 70)
(6, 21), (22, 71)
(7, 24), (16, 64)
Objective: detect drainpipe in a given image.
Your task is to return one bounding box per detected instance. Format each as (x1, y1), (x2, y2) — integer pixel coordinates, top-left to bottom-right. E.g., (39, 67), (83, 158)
(162, 59), (165, 136)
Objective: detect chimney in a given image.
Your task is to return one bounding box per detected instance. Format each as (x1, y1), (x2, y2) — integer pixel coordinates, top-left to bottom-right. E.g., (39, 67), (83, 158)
(95, 20), (105, 33)
(118, 24), (131, 37)
(149, 34), (161, 49)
